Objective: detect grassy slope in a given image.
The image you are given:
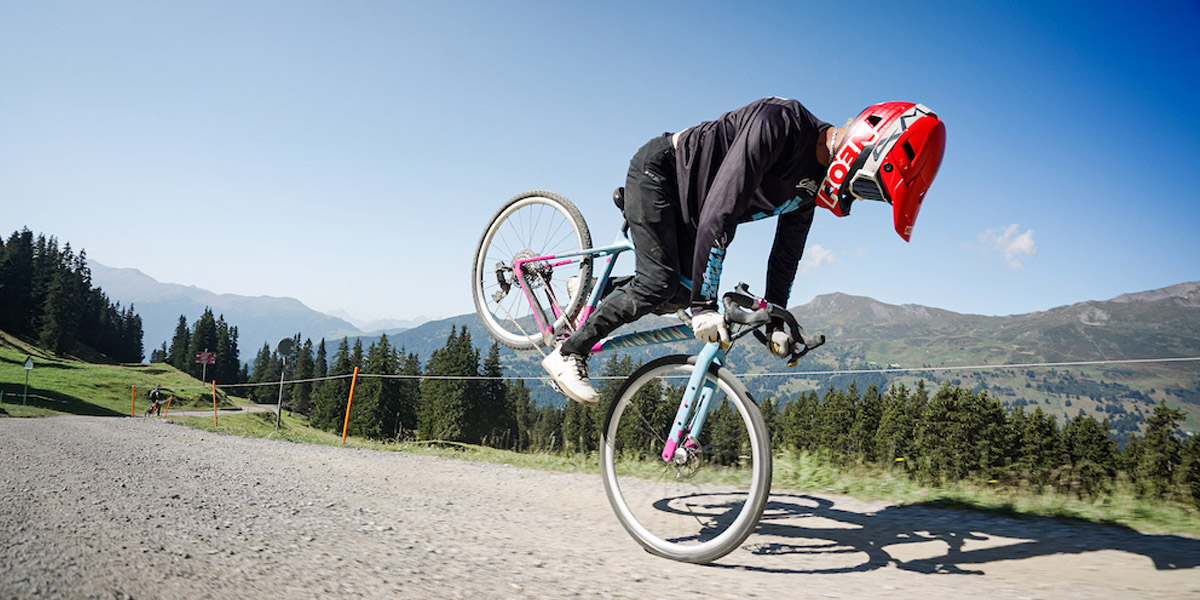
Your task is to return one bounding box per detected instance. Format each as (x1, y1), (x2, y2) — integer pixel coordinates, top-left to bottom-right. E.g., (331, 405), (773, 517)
(0, 330), (243, 417)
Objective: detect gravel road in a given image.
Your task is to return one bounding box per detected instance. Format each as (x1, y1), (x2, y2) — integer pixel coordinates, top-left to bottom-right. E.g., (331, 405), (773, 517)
(2, 416), (1198, 599)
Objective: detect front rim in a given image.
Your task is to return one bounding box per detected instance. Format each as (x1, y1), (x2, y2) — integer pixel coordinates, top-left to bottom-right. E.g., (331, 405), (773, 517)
(600, 357), (771, 563)
(472, 192), (590, 349)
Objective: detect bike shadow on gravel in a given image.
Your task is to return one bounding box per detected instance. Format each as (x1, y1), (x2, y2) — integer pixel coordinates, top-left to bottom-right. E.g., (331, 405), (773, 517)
(703, 493), (1200, 575)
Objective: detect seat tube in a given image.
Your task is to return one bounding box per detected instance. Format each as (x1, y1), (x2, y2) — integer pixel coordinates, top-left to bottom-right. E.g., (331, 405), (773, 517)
(661, 342), (724, 463)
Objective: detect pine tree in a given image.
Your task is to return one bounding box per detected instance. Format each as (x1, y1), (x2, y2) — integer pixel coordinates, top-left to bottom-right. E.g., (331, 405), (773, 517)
(1016, 407), (1065, 489)
(395, 350), (422, 441)
(312, 338), (354, 432)
(849, 383), (883, 461)
(593, 354), (635, 445)
(1181, 434), (1200, 508)
(477, 343), (513, 448)
(150, 342), (168, 363)
(38, 256), (80, 354)
(291, 339), (316, 417)
(189, 308), (219, 380)
(168, 316), (191, 371)
(248, 343), (275, 404)
(418, 327), (478, 442)
(313, 339), (328, 401)
(819, 384), (857, 464)
(119, 305), (144, 362)
(0, 229), (35, 333)
(915, 385), (1009, 484)
(875, 383), (916, 464)
(780, 391), (819, 453)
(508, 379), (536, 451)
(760, 397), (780, 449)
(28, 234), (59, 334)
(1136, 402), (1186, 500)
(701, 398), (748, 466)
(532, 405), (564, 453)
(1061, 411), (1117, 497)
(561, 398), (597, 454)
(214, 316), (241, 383)
(349, 335), (396, 440)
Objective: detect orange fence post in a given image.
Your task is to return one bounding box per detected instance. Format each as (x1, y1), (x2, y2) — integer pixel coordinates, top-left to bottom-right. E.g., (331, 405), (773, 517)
(212, 380), (218, 426)
(163, 394), (174, 417)
(341, 367), (359, 443)
(131, 385), (136, 417)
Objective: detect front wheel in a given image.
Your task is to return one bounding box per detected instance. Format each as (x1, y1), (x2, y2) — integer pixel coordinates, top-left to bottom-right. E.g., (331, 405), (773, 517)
(471, 190), (593, 350)
(600, 355), (772, 563)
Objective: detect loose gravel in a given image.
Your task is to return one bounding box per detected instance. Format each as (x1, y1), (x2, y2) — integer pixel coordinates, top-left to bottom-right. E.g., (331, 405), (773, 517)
(2, 416), (1198, 599)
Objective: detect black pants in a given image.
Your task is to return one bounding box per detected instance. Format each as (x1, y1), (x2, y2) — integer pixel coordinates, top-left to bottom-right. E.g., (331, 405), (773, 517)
(560, 134), (692, 357)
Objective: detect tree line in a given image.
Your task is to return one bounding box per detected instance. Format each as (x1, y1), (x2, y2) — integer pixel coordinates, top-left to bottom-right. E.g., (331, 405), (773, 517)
(148, 308), (247, 384)
(766, 380), (1199, 504)
(247, 325), (1200, 509)
(0, 228), (143, 361)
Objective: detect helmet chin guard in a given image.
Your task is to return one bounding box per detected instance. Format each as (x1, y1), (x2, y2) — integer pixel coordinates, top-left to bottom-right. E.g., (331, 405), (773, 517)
(816, 102), (946, 241)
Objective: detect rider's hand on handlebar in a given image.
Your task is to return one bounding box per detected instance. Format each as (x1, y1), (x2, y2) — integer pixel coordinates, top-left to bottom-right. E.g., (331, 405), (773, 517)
(766, 317), (791, 358)
(691, 310), (729, 345)
(768, 329), (791, 358)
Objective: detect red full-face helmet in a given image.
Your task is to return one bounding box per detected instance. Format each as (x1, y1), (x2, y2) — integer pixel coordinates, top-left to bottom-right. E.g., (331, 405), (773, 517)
(815, 102), (946, 241)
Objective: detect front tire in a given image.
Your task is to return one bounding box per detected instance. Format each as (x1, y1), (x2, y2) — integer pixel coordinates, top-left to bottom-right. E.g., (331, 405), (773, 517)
(599, 355), (772, 563)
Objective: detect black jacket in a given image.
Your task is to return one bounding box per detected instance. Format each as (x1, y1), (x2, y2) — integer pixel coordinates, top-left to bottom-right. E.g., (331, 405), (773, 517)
(673, 97), (830, 310)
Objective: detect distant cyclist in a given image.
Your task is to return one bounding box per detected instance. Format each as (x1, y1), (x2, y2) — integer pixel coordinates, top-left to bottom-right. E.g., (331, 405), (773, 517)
(542, 97), (946, 405)
(146, 385), (163, 417)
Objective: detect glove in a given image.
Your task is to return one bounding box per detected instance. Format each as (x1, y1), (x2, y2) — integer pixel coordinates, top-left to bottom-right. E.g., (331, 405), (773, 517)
(768, 329), (792, 359)
(691, 311), (729, 345)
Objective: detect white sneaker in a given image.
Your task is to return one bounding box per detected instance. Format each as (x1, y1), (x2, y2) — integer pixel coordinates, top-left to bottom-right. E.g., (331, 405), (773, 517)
(542, 345), (598, 406)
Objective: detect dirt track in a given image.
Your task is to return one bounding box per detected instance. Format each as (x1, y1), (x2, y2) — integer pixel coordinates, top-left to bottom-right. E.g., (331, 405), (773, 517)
(2, 416), (1198, 599)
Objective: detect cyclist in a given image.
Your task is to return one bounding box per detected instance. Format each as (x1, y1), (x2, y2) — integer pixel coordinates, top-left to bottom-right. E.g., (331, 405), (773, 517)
(542, 97), (946, 405)
(147, 384), (163, 416)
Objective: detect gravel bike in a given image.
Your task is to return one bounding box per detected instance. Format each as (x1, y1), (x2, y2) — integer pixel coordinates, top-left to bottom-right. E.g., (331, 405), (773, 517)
(471, 189), (824, 563)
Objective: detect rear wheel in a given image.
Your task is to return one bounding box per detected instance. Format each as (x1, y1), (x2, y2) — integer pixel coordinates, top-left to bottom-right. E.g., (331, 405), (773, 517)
(471, 190), (593, 350)
(600, 355), (772, 563)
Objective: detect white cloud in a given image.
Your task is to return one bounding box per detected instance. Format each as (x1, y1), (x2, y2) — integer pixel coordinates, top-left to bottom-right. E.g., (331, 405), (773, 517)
(799, 243), (838, 275)
(975, 224), (1037, 269)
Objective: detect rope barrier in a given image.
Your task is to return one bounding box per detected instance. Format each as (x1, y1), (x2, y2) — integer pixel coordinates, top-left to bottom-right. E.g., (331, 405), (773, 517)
(147, 355), (1200, 389)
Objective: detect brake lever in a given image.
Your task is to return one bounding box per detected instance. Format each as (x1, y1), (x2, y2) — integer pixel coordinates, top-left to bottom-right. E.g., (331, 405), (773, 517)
(787, 332), (826, 367)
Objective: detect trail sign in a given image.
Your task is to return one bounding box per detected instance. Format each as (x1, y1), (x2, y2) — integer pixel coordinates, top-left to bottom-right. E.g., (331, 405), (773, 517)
(22, 355), (32, 405)
(194, 352), (216, 365)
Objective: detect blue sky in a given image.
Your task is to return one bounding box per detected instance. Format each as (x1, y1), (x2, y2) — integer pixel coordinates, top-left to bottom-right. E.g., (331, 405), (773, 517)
(3, 0), (1199, 325)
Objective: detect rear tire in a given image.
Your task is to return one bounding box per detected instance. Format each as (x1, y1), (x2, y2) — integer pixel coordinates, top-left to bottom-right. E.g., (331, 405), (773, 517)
(471, 190), (593, 350)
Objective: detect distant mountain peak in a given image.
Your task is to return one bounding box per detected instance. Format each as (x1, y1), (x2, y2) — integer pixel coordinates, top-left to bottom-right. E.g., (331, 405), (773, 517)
(796, 292), (951, 326)
(1110, 281), (1200, 307)
(90, 260), (364, 359)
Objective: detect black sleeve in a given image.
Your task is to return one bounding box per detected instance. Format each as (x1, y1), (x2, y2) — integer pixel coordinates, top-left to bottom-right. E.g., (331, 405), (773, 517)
(691, 108), (789, 312)
(764, 203), (815, 307)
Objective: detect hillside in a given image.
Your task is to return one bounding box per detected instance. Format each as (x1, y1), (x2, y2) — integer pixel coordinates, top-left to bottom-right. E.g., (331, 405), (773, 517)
(0, 329), (241, 417)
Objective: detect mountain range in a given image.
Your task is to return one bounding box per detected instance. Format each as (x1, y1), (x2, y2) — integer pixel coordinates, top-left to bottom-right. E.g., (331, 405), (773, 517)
(89, 262), (405, 357)
(380, 282), (1200, 434)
